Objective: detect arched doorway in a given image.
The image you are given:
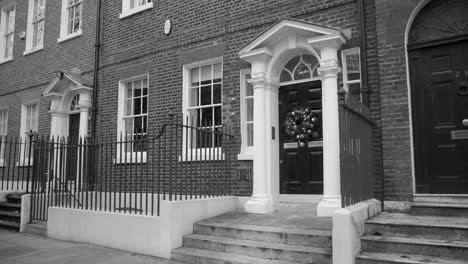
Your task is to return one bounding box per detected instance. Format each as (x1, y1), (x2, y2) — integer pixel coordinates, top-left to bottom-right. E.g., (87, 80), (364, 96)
(408, 0), (468, 194)
(277, 53), (324, 194)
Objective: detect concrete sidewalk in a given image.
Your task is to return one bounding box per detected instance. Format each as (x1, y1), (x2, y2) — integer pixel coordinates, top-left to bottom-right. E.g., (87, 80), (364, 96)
(0, 229), (183, 264)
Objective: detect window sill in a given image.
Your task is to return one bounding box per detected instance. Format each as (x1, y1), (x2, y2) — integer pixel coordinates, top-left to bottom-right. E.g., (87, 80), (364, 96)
(23, 46), (44, 56)
(57, 31), (82, 43)
(113, 153), (147, 164)
(0, 57), (13, 65)
(237, 152), (254, 161)
(119, 3), (153, 19)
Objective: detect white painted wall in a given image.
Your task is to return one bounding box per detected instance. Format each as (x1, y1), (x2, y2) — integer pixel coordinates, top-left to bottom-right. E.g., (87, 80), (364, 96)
(20, 194), (31, 232)
(332, 199), (381, 264)
(47, 197), (237, 259)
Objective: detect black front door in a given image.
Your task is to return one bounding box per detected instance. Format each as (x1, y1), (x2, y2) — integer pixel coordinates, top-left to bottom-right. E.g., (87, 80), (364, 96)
(410, 40), (468, 194)
(279, 81), (323, 194)
(66, 113), (80, 181)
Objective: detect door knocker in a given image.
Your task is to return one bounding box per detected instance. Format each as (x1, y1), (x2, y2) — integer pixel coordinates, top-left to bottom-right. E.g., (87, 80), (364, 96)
(458, 81), (468, 96)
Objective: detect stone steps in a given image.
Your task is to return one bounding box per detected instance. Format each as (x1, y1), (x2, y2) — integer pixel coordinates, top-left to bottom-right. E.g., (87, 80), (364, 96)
(0, 193), (23, 231)
(356, 252), (468, 264)
(361, 235), (468, 259)
(358, 208), (468, 264)
(411, 203), (468, 217)
(365, 213), (468, 241)
(194, 220), (332, 247)
(172, 215), (332, 264)
(172, 247), (301, 264)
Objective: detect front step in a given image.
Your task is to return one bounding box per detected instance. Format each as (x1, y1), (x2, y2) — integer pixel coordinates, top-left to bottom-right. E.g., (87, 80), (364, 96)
(172, 211), (332, 264)
(183, 234), (331, 263)
(411, 203), (468, 217)
(172, 247), (300, 264)
(0, 193), (22, 231)
(365, 213), (468, 241)
(356, 252), (468, 264)
(194, 221), (332, 247)
(361, 235), (468, 259)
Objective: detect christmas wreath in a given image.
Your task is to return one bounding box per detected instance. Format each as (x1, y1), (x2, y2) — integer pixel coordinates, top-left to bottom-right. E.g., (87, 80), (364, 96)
(284, 108), (321, 147)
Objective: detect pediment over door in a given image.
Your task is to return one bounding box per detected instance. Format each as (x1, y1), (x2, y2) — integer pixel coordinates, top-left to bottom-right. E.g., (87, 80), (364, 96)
(42, 70), (93, 98)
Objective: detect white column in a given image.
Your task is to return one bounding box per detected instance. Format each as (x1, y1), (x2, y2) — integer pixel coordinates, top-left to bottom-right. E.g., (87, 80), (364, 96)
(240, 48), (277, 214)
(313, 37), (345, 217)
(78, 92), (92, 138)
(49, 97), (66, 138)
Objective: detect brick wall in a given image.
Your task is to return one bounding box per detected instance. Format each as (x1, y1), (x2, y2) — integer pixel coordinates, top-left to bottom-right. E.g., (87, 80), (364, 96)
(374, 0), (425, 201)
(97, 0), (365, 196)
(0, 0), (97, 136)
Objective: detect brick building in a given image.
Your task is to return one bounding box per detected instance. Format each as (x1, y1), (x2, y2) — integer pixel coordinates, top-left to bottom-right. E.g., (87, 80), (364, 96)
(1, 0), (467, 263)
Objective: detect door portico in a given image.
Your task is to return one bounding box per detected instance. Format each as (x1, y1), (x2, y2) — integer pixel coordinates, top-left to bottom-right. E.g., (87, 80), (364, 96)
(239, 19), (346, 216)
(42, 70), (93, 139)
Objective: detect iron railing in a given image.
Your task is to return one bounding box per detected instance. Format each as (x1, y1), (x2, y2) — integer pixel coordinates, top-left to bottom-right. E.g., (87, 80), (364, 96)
(0, 133), (35, 193)
(28, 118), (235, 221)
(338, 89), (375, 207)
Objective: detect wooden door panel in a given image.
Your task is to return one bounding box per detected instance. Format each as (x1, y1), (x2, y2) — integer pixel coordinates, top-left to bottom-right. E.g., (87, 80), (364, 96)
(279, 81), (323, 194)
(412, 40), (468, 194)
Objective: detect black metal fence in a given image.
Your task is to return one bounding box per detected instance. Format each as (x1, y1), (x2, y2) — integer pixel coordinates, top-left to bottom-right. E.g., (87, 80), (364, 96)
(338, 90), (375, 207)
(0, 119), (235, 221)
(0, 134), (35, 192)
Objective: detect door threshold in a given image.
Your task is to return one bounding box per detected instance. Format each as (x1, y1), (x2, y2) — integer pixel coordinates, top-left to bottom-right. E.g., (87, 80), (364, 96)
(278, 194), (322, 203)
(414, 194), (468, 204)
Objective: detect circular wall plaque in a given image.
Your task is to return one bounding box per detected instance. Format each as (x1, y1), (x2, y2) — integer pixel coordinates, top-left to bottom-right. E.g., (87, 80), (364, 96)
(164, 20), (172, 35)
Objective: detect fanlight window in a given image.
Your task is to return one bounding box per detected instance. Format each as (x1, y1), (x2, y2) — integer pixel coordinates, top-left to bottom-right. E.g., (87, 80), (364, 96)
(70, 94), (80, 111)
(280, 54), (319, 83)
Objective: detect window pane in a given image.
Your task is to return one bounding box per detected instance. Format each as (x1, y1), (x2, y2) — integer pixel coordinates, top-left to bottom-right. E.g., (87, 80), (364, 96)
(246, 76), (253, 97)
(191, 68), (199, 86)
(124, 99), (132, 116)
(247, 123), (253, 147)
(189, 87), (199, 107)
(346, 53), (361, 81)
(294, 63), (311, 80)
(133, 98), (141, 115)
(201, 107), (213, 127)
(302, 54), (318, 68)
(280, 70), (292, 83)
(214, 106), (221, 126)
(213, 84), (221, 104)
(142, 97), (148, 114)
(284, 56), (300, 73)
(124, 118), (133, 134)
(246, 98), (253, 122)
(213, 63), (222, 81)
(200, 85), (211, 105)
(201, 65), (212, 82)
(134, 80), (142, 96)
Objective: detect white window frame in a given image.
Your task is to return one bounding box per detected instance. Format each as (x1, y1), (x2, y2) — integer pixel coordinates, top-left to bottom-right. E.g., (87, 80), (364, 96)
(24, 0), (46, 55)
(58, 0), (83, 43)
(182, 57), (224, 161)
(18, 101), (39, 166)
(120, 0), (153, 19)
(0, 107), (8, 167)
(341, 47), (362, 101)
(238, 69), (254, 160)
(0, 3), (15, 64)
(116, 74), (149, 164)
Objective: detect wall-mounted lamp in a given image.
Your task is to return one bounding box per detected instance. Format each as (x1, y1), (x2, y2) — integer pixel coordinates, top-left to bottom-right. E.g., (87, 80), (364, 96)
(56, 71), (64, 79)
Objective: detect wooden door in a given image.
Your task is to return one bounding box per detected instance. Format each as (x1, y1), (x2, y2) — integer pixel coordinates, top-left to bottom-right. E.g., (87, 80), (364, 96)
(279, 81), (323, 194)
(410, 40), (468, 194)
(66, 113), (80, 181)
